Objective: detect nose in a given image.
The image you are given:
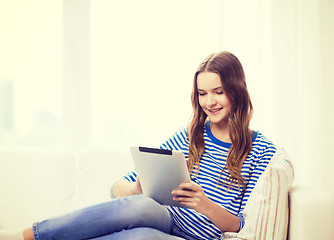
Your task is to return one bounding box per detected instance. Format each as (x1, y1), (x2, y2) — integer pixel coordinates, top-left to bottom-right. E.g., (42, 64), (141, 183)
(206, 93), (217, 107)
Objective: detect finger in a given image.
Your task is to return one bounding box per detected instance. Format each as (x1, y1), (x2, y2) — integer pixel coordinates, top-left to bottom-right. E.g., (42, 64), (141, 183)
(173, 197), (197, 208)
(178, 181), (193, 189)
(171, 189), (195, 197)
(173, 195), (192, 201)
(173, 195), (196, 204)
(179, 182), (201, 191)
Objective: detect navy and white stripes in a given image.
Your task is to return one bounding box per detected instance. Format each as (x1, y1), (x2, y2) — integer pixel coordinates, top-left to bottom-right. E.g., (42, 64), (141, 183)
(123, 121), (276, 240)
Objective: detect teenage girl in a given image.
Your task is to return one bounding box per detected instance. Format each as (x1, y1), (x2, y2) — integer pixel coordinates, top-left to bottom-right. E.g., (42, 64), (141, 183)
(2, 51), (276, 240)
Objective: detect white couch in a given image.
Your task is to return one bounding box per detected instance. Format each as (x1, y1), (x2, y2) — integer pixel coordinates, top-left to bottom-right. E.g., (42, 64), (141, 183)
(0, 148), (333, 239)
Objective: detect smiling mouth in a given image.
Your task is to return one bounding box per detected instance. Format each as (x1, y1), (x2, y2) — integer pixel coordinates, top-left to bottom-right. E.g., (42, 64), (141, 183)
(207, 108), (223, 114)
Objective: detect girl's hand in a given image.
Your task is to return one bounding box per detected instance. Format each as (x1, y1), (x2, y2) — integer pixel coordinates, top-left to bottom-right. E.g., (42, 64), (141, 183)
(112, 178), (143, 198)
(134, 177), (143, 195)
(171, 181), (211, 214)
(172, 181), (241, 232)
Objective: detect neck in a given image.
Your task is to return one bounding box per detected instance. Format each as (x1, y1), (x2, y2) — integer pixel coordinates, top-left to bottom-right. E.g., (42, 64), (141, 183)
(210, 121), (231, 143)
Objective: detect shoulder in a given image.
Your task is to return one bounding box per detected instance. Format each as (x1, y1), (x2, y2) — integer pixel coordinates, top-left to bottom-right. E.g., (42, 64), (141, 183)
(160, 126), (189, 151)
(171, 126), (189, 144)
(250, 130), (276, 163)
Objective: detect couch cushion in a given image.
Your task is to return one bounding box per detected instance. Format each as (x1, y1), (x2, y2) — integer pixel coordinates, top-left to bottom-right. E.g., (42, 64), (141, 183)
(0, 149), (77, 229)
(223, 148), (294, 240)
(77, 148), (134, 207)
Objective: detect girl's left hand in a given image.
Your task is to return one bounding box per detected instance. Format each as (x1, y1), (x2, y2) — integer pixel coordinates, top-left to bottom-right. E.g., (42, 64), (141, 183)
(171, 181), (211, 214)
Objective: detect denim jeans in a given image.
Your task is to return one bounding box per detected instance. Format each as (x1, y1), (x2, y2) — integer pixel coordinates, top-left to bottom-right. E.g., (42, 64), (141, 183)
(32, 195), (199, 240)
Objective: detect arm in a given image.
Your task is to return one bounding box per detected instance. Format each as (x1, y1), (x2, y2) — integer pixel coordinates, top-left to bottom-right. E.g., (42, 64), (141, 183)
(112, 177), (143, 198)
(172, 181), (240, 233)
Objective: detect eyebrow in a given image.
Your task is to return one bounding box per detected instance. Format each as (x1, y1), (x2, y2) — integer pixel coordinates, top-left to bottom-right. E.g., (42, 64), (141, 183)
(197, 86), (223, 91)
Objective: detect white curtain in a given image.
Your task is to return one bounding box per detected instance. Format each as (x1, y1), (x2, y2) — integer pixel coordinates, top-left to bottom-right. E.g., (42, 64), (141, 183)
(220, 0), (334, 192)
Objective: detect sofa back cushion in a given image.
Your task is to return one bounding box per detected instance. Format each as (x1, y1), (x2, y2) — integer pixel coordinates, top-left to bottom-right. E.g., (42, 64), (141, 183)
(77, 148), (134, 207)
(0, 150), (77, 229)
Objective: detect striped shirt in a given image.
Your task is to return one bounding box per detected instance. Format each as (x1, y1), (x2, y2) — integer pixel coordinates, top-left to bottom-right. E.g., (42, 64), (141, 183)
(123, 121), (276, 239)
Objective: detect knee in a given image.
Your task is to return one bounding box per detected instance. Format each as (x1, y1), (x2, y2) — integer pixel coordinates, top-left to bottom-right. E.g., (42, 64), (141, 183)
(119, 195), (160, 213)
(116, 195), (172, 233)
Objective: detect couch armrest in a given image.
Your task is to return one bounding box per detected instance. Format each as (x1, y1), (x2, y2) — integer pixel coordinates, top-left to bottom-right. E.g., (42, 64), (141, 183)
(288, 186), (334, 240)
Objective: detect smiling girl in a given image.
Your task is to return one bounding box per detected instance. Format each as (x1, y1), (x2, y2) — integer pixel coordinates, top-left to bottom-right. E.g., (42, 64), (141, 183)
(2, 51), (276, 240)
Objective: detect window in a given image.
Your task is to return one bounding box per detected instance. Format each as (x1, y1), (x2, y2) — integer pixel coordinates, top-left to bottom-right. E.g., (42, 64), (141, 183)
(0, 1), (62, 148)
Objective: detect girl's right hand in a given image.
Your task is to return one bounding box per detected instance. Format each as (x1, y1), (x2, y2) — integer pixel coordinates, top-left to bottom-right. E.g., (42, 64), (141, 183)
(134, 177), (143, 194)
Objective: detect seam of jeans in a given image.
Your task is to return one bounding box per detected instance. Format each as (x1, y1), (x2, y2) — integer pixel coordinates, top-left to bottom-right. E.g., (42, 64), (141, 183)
(32, 222), (40, 240)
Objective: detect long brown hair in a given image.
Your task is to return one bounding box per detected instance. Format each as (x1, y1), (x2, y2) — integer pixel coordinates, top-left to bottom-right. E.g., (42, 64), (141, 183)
(188, 51), (253, 189)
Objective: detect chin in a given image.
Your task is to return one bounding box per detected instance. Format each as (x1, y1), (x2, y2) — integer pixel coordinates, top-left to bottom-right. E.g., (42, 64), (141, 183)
(209, 117), (228, 125)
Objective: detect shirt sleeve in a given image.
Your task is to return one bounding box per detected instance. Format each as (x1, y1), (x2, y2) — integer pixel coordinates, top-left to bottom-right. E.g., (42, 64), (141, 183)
(237, 138), (276, 230)
(123, 169), (138, 182)
(237, 212), (245, 232)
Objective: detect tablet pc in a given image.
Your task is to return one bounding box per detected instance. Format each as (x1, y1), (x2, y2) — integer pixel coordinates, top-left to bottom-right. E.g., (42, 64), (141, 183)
(130, 146), (190, 208)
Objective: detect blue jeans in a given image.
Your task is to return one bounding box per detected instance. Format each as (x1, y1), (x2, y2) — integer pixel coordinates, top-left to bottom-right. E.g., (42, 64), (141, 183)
(32, 195), (199, 240)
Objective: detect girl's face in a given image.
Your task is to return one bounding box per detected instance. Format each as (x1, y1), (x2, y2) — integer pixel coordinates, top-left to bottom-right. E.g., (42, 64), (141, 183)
(197, 71), (232, 127)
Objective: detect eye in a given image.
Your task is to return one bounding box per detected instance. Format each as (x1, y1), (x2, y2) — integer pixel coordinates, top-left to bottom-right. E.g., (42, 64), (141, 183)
(216, 91), (224, 95)
(198, 91), (206, 96)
